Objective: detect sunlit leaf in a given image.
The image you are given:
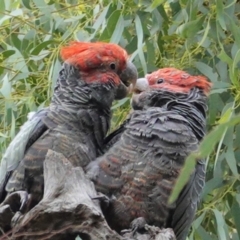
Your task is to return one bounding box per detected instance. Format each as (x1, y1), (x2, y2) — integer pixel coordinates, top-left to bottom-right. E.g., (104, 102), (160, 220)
(111, 97), (129, 110)
(232, 197), (240, 238)
(0, 74), (11, 98)
(0, 9), (23, 25)
(31, 40), (55, 55)
(110, 15), (124, 44)
(0, 1), (240, 238)
(135, 14), (147, 75)
(0, 0), (5, 13)
(0, 50), (15, 61)
(170, 114), (240, 203)
(225, 146), (238, 177)
(226, 15), (240, 48)
(147, 0), (167, 11)
(213, 209), (227, 240)
(21, 0), (32, 9)
(169, 154), (196, 203)
(176, 17), (205, 38)
(195, 62), (218, 83)
(216, 0), (226, 30)
(99, 10), (121, 41)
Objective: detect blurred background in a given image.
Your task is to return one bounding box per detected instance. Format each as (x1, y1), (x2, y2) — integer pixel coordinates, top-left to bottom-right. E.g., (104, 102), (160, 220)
(0, 0), (240, 239)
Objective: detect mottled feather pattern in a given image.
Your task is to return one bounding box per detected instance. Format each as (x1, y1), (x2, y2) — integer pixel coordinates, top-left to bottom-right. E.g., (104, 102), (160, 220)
(88, 81), (209, 238)
(60, 41), (128, 77)
(103, 118), (129, 153)
(88, 107), (200, 232)
(0, 108), (48, 202)
(5, 103), (110, 207)
(0, 41), (136, 210)
(6, 125), (96, 204)
(147, 68), (212, 94)
(170, 159), (205, 239)
(135, 88), (207, 141)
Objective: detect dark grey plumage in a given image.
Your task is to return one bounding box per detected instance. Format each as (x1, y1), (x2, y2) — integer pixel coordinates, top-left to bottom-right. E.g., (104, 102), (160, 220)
(0, 42), (137, 210)
(87, 68), (211, 240)
(0, 108), (48, 202)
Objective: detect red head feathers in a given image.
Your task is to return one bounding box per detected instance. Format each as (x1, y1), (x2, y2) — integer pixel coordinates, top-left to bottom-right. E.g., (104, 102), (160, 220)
(146, 68), (212, 95)
(60, 41), (128, 73)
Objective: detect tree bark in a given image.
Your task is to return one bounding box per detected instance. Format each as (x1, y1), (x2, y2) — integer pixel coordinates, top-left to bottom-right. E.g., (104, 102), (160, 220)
(122, 226), (176, 240)
(0, 150), (176, 240)
(4, 150), (121, 240)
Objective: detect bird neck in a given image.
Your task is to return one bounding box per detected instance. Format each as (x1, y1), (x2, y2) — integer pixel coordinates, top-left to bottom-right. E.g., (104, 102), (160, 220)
(45, 103), (111, 152)
(44, 63), (113, 151)
(164, 89), (208, 141)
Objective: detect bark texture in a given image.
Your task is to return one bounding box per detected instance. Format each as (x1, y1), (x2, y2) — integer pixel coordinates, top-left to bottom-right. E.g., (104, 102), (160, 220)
(0, 150), (175, 240)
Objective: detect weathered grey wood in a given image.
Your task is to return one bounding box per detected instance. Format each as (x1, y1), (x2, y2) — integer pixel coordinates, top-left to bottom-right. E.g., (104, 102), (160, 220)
(0, 150), (176, 240)
(0, 204), (14, 234)
(122, 225), (176, 240)
(8, 150), (122, 240)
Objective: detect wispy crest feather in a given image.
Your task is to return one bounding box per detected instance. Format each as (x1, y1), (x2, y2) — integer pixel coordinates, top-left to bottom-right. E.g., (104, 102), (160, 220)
(60, 41), (128, 72)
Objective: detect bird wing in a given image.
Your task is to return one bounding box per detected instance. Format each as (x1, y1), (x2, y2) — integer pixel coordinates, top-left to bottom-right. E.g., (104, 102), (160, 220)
(103, 117), (130, 153)
(88, 107), (202, 233)
(170, 159), (205, 240)
(0, 108), (48, 201)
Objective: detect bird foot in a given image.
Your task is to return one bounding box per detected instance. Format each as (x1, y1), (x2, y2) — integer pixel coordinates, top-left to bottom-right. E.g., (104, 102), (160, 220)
(0, 191), (30, 214)
(0, 191), (31, 228)
(121, 217), (147, 236)
(11, 211), (24, 227)
(91, 193), (112, 209)
(0, 204), (14, 231)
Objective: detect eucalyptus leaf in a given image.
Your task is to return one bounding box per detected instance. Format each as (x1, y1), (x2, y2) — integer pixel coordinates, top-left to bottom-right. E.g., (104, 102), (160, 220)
(0, 74), (11, 98)
(0, 50), (15, 61)
(31, 40), (55, 55)
(99, 10), (121, 41)
(213, 209), (227, 240)
(146, 0), (167, 11)
(0, 9), (23, 25)
(216, 0), (226, 30)
(1, 1), (240, 238)
(21, 0), (32, 9)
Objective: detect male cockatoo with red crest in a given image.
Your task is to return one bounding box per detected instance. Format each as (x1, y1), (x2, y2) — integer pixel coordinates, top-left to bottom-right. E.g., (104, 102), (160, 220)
(87, 67), (211, 240)
(0, 42), (137, 215)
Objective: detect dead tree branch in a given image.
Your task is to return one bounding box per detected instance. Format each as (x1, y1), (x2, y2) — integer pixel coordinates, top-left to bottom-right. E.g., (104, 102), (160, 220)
(0, 150), (176, 240)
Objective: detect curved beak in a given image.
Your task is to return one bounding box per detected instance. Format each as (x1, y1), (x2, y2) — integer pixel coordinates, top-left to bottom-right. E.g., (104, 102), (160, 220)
(115, 61), (138, 100)
(131, 77), (149, 110)
(132, 77), (149, 94)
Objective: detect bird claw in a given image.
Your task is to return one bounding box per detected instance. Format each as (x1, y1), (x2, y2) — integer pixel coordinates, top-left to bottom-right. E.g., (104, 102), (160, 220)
(91, 193), (112, 209)
(11, 211), (24, 227)
(121, 217), (147, 236)
(0, 204), (14, 231)
(0, 191), (30, 214)
(92, 193), (110, 202)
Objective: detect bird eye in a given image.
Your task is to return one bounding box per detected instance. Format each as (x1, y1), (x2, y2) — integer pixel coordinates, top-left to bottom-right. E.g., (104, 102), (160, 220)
(110, 63), (116, 70)
(157, 79), (164, 84)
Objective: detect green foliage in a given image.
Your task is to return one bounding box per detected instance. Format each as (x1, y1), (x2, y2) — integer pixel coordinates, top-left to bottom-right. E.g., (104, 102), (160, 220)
(0, 0), (240, 239)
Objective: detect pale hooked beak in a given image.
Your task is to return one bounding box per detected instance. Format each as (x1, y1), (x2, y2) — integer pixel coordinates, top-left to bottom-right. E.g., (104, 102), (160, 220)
(130, 77), (150, 110)
(115, 61), (138, 100)
(120, 61), (138, 89)
(133, 77), (149, 94)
